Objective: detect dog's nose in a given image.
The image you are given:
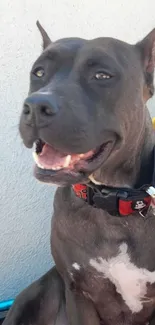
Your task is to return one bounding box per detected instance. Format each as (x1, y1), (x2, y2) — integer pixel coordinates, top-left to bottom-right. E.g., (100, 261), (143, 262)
(23, 93), (58, 126)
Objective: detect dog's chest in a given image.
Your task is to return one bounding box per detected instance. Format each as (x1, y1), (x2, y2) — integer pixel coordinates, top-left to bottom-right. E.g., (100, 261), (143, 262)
(52, 190), (155, 322)
(70, 243), (155, 317)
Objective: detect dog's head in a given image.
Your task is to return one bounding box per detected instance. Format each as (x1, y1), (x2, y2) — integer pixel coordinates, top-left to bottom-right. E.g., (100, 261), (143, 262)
(19, 22), (155, 186)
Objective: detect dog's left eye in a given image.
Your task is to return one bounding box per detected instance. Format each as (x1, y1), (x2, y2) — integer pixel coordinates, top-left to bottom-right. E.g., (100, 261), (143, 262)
(95, 72), (111, 80)
(33, 68), (45, 78)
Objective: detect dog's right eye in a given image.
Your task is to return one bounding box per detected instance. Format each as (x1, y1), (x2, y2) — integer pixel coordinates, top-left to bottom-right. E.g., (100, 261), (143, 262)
(33, 67), (45, 78)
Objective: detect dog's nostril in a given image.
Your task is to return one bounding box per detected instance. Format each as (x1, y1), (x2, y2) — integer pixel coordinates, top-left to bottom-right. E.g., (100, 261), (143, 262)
(40, 105), (52, 116)
(23, 104), (31, 115)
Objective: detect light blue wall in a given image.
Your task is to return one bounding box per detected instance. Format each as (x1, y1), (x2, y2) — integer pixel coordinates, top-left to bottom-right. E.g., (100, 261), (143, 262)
(0, 0), (155, 300)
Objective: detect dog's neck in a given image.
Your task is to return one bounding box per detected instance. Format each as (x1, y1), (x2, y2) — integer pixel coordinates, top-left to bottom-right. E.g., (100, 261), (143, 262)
(91, 110), (155, 189)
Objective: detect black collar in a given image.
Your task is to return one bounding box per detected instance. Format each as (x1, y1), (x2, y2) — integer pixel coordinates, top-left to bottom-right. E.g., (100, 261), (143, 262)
(72, 146), (155, 216)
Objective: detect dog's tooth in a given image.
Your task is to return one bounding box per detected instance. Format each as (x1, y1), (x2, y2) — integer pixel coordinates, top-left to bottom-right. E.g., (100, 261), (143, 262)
(32, 152), (45, 169)
(63, 155), (71, 167)
(52, 166), (62, 170)
(37, 163), (46, 169)
(33, 151), (39, 163)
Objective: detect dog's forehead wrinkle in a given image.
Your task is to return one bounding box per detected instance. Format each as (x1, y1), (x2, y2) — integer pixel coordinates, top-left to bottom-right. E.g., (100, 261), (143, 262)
(35, 36), (136, 68)
(54, 37), (87, 47)
(43, 38), (87, 58)
(81, 37), (134, 56)
(75, 44), (139, 75)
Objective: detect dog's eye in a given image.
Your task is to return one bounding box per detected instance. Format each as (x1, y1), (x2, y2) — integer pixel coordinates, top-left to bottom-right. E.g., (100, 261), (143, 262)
(33, 68), (45, 78)
(95, 72), (111, 80)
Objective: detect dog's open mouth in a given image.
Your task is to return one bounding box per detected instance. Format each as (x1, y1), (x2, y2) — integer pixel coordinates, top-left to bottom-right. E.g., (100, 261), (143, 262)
(32, 139), (109, 173)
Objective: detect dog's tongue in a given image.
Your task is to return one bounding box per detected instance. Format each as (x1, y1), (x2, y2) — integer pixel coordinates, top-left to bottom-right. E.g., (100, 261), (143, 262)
(38, 144), (71, 169)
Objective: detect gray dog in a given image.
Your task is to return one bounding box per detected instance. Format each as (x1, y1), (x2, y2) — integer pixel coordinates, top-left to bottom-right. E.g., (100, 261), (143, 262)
(3, 22), (155, 325)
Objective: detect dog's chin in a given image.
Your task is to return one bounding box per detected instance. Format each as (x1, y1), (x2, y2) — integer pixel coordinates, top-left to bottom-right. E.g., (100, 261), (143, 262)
(32, 139), (115, 186)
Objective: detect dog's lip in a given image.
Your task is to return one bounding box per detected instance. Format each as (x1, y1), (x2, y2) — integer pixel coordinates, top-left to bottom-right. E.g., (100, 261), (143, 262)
(34, 164), (80, 178)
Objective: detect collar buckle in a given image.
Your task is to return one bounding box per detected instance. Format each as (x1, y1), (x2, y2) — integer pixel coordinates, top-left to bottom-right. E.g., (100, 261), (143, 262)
(93, 188), (128, 215)
(146, 186), (155, 198)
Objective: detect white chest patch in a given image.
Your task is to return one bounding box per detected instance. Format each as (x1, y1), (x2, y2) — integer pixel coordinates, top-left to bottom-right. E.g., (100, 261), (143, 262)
(72, 262), (81, 270)
(90, 243), (155, 313)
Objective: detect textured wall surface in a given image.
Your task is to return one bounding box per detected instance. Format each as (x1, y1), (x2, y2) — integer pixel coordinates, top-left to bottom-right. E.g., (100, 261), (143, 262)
(0, 0), (155, 300)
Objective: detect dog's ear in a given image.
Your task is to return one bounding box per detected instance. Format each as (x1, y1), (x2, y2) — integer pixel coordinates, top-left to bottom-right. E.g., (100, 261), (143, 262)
(36, 21), (52, 49)
(136, 28), (155, 97)
(137, 29), (155, 74)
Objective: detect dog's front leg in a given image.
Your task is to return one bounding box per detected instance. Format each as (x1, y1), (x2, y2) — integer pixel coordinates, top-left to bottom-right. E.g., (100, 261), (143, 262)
(2, 266), (67, 325)
(65, 286), (100, 325)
